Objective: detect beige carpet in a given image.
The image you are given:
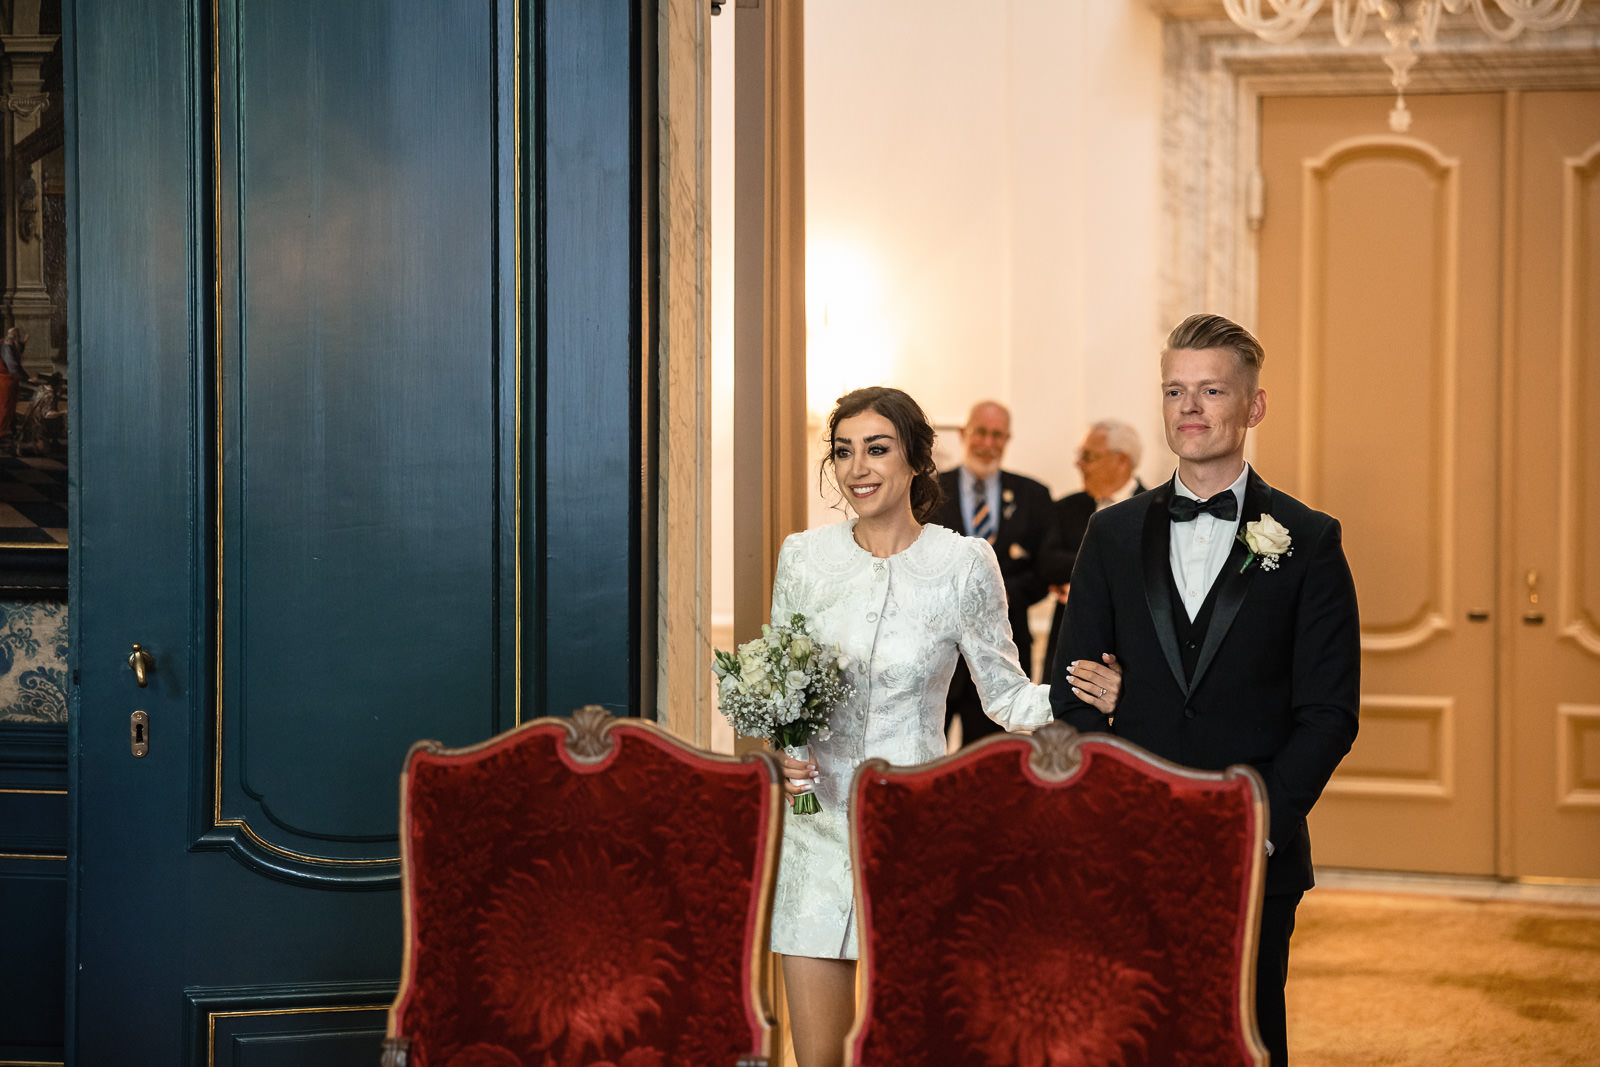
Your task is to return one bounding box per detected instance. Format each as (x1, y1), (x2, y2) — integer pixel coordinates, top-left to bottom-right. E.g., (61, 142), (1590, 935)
(1287, 889), (1600, 1066)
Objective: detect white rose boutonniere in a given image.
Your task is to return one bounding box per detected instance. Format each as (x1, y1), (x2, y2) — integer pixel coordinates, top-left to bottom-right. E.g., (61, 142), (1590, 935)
(1239, 513), (1293, 572)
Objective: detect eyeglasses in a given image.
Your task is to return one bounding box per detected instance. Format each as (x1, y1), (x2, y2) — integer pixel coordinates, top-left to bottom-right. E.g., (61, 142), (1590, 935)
(1077, 448), (1124, 465)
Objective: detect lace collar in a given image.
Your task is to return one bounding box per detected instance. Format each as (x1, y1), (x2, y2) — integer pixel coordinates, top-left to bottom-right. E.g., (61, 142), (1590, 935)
(807, 520), (970, 581)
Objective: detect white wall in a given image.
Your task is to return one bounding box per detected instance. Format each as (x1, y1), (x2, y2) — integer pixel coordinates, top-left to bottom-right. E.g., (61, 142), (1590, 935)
(711, 0), (1170, 654)
(804, 0), (1169, 498)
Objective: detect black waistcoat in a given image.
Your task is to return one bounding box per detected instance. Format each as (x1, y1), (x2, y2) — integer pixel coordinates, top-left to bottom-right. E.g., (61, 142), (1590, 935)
(1169, 568), (1225, 682)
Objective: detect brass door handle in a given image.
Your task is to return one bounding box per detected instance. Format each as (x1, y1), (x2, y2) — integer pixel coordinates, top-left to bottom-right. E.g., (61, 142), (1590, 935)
(129, 643), (153, 687)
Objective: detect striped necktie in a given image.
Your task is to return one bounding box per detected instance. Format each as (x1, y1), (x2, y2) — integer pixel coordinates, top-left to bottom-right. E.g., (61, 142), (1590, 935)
(970, 489), (996, 543)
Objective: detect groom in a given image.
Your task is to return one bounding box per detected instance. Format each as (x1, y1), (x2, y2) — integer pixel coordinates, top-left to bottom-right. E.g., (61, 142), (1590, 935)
(1050, 313), (1359, 1065)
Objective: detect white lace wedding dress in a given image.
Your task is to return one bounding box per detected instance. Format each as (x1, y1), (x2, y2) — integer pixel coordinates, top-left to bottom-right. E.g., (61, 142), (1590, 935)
(767, 519), (1052, 959)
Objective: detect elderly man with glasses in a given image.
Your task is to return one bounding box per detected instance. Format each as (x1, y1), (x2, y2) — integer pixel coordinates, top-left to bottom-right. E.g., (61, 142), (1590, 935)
(1039, 419), (1147, 676)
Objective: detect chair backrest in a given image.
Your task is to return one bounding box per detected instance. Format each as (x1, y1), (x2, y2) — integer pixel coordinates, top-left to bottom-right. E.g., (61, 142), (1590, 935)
(847, 721), (1268, 1067)
(384, 705), (782, 1067)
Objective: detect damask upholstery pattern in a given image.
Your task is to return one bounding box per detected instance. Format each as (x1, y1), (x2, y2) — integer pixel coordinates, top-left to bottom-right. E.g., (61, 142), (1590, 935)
(388, 712), (780, 1067)
(0, 600), (67, 723)
(850, 729), (1266, 1066)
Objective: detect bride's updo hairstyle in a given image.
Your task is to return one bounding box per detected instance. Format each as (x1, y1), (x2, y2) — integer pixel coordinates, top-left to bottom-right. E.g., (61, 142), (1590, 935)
(821, 386), (944, 523)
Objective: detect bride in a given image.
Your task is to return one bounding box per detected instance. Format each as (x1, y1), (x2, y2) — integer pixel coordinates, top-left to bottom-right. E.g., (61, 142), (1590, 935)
(767, 386), (1121, 1067)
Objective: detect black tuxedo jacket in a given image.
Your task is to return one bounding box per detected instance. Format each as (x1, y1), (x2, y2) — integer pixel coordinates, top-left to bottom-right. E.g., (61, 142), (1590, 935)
(933, 467), (1054, 673)
(1050, 469), (1360, 895)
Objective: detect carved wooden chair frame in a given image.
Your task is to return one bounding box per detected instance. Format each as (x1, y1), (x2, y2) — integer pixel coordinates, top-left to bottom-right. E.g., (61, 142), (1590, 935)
(382, 704), (784, 1067)
(844, 720), (1270, 1067)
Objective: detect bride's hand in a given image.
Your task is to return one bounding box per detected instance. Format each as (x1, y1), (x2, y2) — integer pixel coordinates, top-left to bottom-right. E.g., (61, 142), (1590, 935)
(777, 751), (818, 805)
(1066, 653), (1121, 718)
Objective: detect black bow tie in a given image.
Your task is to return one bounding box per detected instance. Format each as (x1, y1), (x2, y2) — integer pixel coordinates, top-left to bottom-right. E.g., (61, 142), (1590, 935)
(1168, 492), (1238, 523)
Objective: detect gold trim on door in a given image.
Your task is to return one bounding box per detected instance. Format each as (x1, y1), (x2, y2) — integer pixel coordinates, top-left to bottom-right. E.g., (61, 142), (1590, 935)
(207, 1005), (389, 1067)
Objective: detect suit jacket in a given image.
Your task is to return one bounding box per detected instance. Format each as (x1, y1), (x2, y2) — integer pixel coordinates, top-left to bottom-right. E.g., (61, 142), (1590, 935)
(1050, 468), (1360, 895)
(1038, 481), (1146, 677)
(933, 467), (1054, 675)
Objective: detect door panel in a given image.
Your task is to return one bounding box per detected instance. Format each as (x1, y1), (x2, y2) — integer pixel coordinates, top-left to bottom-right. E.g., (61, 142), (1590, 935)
(208, 0), (508, 879)
(1256, 93), (1503, 874)
(68, 0), (645, 1059)
(1506, 90), (1600, 879)
(1258, 89), (1600, 881)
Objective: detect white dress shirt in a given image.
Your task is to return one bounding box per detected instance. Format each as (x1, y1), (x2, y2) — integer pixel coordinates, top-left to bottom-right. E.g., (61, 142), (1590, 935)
(1169, 464), (1250, 621)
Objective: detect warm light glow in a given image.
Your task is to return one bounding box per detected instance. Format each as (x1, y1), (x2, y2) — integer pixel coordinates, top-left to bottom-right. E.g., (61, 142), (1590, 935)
(806, 239), (899, 417)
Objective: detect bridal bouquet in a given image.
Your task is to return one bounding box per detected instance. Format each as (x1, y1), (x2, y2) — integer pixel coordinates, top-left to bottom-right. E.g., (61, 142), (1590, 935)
(712, 613), (853, 815)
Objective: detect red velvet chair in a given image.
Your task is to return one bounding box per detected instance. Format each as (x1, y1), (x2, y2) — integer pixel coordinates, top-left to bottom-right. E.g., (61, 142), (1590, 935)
(847, 721), (1269, 1067)
(383, 705), (783, 1067)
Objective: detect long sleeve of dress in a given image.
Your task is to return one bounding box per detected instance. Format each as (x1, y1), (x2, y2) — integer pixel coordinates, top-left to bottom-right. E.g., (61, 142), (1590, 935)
(957, 540), (1053, 731)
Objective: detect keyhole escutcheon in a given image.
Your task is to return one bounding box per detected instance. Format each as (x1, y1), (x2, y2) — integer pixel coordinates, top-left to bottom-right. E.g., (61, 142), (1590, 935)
(130, 710), (149, 758)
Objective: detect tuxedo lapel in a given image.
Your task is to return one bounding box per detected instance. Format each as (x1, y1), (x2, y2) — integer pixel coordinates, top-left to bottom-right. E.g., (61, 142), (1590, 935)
(1188, 470), (1275, 694)
(1140, 482), (1187, 693)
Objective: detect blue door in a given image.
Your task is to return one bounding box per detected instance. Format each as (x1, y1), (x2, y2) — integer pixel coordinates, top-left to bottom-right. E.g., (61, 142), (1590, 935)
(67, 1), (645, 1061)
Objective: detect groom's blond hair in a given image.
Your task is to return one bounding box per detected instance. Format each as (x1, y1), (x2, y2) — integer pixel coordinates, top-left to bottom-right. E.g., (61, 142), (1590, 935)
(1165, 314), (1265, 390)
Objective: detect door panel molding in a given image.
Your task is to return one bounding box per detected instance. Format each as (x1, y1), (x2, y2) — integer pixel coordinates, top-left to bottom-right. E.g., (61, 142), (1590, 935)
(1300, 137), (1461, 652)
(184, 981), (394, 1067)
(1325, 695), (1455, 800)
(1555, 703), (1600, 808)
(195, 0), (522, 886)
(1558, 143), (1600, 657)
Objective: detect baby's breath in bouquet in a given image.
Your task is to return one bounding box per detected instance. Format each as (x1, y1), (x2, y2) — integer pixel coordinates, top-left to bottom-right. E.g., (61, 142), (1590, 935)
(712, 612), (854, 815)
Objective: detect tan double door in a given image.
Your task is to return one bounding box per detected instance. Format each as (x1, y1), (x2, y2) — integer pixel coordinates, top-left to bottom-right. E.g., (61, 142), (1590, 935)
(1255, 89), (1600, 880)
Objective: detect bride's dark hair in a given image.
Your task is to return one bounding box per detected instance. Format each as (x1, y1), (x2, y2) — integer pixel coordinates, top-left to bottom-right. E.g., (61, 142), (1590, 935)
(820, 386), (944, 523)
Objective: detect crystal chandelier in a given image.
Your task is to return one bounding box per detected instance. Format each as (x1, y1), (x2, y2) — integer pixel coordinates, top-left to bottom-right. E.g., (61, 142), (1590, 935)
(1223, 0), (1584, 130)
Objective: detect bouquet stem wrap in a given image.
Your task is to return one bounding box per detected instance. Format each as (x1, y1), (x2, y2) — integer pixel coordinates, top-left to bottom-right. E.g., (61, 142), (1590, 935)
(778, 739), (820, 816)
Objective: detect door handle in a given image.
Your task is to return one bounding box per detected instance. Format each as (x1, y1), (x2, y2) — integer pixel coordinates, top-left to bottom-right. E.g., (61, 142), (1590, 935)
(129, 643), (153, 687)
(1522, 570), (1544, 624)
